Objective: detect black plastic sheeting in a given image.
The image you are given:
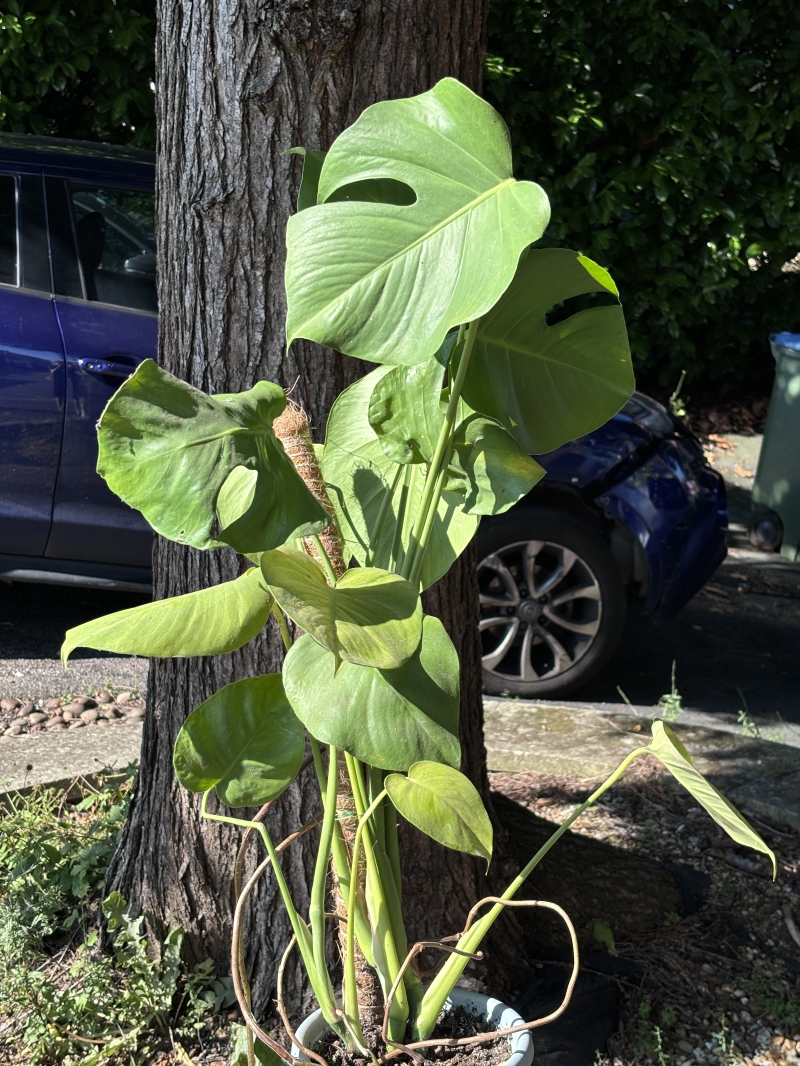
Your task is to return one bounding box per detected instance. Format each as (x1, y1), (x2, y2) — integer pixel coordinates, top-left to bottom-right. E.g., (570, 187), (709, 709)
(513, 955), (642, 1066)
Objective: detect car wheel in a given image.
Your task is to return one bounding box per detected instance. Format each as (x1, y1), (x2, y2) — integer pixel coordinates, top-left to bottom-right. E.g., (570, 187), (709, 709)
(477, 508), (626, 699)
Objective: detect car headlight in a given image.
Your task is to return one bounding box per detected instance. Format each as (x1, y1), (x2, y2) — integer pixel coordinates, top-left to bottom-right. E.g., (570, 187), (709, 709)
(622, 392), (676, 438)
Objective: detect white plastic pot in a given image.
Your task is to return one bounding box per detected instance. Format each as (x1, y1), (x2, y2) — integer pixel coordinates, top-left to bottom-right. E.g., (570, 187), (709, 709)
(291, 988), (534, 1066)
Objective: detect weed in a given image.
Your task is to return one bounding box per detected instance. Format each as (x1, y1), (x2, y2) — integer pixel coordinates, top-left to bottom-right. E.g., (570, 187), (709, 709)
(0, 772), (233, 1064)
(657, 662), (684, 723)
(741, 976), (800, 1031)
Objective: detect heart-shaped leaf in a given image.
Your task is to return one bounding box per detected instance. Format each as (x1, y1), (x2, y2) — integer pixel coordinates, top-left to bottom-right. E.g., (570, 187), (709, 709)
(282, 616), (461, 771)
(368, 360), (447, 465)
(173, 675), (304, 808)
(385, 761), (493, 863)
(322, 368), (479, 589)
(261, 549), (422, 669)
(647, 722), (777, 876)
(97, 360), (329, 554)
(285, 78), (550, 366)
(61, 567), (271, 665)
(461, 249), (634, 454)
(450, 415), (545, 515)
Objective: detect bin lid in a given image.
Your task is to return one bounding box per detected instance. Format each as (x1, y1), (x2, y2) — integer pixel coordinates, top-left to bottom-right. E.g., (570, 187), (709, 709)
(769, 331), (800, 352)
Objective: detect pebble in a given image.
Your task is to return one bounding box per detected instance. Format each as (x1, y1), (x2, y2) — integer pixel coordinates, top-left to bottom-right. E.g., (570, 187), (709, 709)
(62, 702), (86, 717)
(9, 717), (28, 728)
(99, 707), (120, 720)
(0, 697), (20, 711)
(96, 689), (113, 704)
(73, 696), (96, 708)
(19, 700), (34, 715)
(68, 720), (85, 729)
(28, 712), (47, 725)
(43, 698), (62, 710)
(117, 692), (131, 705)
(3, 724), (22, 736)
(125, 710), (144, 722)
(45, 716), (65, 729)
(677, 1041), (694, 1054)
(95, 719), (109, 727)
(80, 708), (99, 723)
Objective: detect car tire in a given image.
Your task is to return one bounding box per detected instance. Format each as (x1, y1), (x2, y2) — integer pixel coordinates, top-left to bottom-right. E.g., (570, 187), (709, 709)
(477, 508), (626, 699)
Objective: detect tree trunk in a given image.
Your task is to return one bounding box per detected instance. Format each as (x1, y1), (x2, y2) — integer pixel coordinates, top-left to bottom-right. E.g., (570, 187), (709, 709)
(107, 0), (495, 1021)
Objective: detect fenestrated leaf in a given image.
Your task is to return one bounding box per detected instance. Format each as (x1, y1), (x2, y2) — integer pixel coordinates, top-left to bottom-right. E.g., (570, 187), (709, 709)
(261, 548), (422, 669)
(285, 78), (550, 366)
(173, 675), (304, 808)
(449, 415), (545, 515)
(61, 567), (271, 665)
(368, 359), (446, 465)
(282, 616), (461, 771)
(385, 761), (493, 863)
(647, 722), (777, 877)
(322, 368), (479, 589)
(461, 249), (634, 454)
(286, 147), (327, 212)
(97, 360), (329, 554)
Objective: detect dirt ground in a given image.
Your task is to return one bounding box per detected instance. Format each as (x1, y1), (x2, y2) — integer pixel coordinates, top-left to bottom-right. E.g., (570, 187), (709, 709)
(490, 762), (800, 1066)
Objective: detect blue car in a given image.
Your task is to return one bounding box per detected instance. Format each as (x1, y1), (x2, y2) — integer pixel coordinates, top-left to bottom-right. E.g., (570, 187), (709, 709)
(0, 135), (727, 696)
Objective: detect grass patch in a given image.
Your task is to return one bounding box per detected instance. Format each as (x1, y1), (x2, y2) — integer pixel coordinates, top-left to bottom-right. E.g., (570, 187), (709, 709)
(0, 770), (233, 1064)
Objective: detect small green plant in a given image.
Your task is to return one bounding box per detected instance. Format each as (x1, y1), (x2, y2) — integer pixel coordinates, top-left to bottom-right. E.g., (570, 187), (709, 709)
(61, 78), (777, 1064)
(0, 775), (232, 1064)
(587, 918), (616, 955)
(658, 662), (685, 723)
(668, 370), (688, 420)
(741, 977), (800, 1031)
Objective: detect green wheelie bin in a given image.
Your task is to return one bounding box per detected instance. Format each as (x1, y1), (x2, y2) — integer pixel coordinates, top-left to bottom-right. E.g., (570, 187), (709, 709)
(750, 332), (800, 560)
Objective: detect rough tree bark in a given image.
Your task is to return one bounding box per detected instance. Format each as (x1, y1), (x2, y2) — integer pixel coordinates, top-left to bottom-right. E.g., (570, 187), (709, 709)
(106, 0), (511, 1020)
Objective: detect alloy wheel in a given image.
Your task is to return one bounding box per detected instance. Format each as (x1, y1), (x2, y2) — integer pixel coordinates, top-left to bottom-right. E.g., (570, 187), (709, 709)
(477, 538), (603, 688)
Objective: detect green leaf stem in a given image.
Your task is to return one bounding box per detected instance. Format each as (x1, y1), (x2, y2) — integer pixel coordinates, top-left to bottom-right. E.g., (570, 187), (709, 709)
(282, 616), (461, 771)
(61, 568), (271, 664)
(285, 78), (550, 365)
(385, 762), (493, 863)
(261, 549), (422, 669)
(173, 675), (304, 808)
(96, 360), (328, 554)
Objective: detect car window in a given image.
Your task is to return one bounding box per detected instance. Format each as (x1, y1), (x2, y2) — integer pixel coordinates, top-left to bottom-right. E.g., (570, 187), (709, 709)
(0, 174), (19, 287)
(69, 184), (156, 313)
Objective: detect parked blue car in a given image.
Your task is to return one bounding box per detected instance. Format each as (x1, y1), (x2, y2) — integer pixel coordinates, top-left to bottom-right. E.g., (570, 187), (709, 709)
(0, 135), (727, 696)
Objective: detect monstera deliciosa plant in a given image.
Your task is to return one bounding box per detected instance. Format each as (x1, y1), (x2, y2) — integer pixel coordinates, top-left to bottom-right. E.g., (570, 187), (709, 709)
(63, 79), (775, 1066)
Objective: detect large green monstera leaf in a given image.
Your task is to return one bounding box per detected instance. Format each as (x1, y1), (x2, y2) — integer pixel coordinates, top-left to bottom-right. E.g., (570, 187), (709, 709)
(322, 368), (479, 588)
(285, 78), (550, 366)
(462, 249), (634, 454)
(282, 616), (460, 771)
(97, 360), (328, 554)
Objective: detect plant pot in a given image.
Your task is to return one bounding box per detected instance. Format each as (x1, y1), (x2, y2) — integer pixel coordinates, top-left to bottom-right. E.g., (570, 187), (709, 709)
(291, 988), (534, 1066)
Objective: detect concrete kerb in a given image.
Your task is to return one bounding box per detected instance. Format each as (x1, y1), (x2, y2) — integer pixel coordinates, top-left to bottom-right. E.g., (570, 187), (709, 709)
(1, 698), (797, 834)
(484, 697), (800, 832)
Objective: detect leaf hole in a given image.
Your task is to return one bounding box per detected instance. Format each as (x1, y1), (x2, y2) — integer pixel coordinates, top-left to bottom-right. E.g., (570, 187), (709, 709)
(325, 178), (416, 207)
(545, 291), (619, 326)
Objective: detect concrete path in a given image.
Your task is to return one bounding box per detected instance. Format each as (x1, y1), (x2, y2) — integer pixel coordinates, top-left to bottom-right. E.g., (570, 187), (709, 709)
(2, 697), (797, 834)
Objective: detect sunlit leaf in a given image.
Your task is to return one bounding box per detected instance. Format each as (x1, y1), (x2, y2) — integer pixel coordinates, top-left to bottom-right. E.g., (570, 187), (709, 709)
(286, 78), (550, 366)
(261, 548), (422, 669)
(385, 761), (493, 863)
(647, 722), (777, 877)
(282, 616), (460, 771)
(96, 360), (328, 554)
(61, 568), (271, 664)
(173, 675), (304, 808)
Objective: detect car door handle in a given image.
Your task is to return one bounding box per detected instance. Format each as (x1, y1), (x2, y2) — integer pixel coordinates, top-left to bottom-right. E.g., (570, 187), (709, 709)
(77, 357), (136, 378)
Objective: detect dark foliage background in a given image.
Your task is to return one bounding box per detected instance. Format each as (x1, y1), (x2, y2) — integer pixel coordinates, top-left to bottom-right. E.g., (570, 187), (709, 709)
(2, 0), (799, 390)
(0, 0), (155, 149)
(485, 0), (800, 392)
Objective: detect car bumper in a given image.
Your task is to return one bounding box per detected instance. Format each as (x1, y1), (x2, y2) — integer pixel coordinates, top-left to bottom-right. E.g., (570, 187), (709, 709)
(596, 437), (728, 617)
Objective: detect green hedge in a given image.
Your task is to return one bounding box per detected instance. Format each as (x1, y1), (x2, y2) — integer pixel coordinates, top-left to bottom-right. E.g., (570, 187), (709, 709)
(486, 0), (800, 389)
(0, 0), (155, 149)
